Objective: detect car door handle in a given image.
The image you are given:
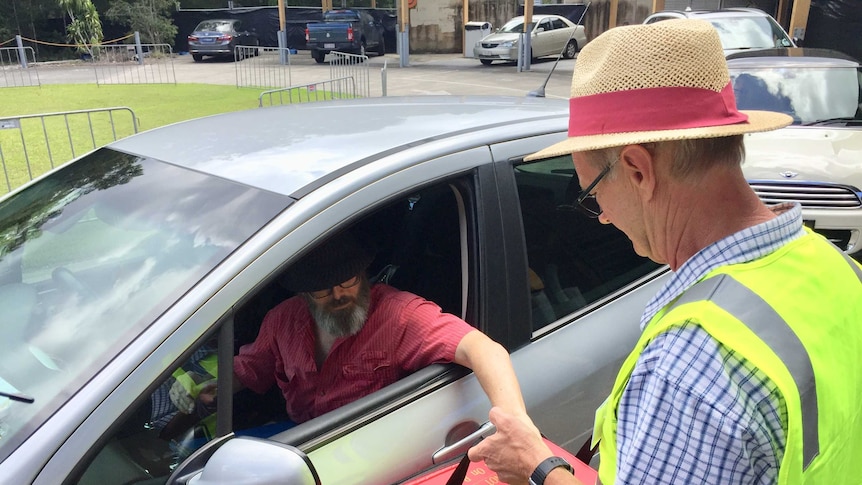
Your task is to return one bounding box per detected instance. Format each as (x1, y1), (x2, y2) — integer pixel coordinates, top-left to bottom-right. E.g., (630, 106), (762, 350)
(432, 421), (496, 464)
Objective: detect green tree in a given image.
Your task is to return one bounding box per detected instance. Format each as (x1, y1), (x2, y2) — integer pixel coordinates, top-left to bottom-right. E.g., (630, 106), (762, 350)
(57, 0), (103, 57)
(105, 0), (180, 46)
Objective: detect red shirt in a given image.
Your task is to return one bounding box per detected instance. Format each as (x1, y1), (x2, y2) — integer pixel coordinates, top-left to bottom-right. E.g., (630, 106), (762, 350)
(234, 284), (473, 423)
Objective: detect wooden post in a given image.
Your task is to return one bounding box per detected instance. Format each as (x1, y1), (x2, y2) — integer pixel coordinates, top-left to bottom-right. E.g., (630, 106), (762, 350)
(277, 0), (285, 32)
(609, 0), (619, 29)
(463, 0), (469, 54)
(788, 0), (811, 43)
(651, 0), (665, 13)
(775, 0), (790, 26)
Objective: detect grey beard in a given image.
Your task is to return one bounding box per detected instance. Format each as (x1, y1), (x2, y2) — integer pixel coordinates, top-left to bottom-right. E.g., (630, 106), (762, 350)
(310, 297), (369, 338)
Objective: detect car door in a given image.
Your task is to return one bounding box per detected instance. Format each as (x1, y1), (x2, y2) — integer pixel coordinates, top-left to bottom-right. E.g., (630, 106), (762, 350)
(532, 18), (553, 57)
(32, 146), (501, 485)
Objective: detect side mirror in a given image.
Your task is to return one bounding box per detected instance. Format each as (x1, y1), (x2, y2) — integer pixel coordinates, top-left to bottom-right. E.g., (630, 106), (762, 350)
(534, 27), (544, 33)
(167, 436), (321, 485)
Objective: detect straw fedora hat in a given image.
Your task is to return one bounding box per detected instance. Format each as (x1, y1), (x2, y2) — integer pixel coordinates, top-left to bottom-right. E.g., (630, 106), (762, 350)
(526, 19), (793, 161)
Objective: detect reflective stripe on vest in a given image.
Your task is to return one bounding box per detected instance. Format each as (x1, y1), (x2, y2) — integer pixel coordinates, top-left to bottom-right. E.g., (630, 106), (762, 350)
(666, 273), (820, 468)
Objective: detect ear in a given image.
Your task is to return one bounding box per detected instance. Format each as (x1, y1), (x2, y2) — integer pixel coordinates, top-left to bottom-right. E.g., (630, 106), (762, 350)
(618, 144), (657, 201)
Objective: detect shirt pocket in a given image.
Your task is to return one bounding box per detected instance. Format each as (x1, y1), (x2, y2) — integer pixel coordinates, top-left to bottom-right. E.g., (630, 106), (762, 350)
(341, 350), (398, 386)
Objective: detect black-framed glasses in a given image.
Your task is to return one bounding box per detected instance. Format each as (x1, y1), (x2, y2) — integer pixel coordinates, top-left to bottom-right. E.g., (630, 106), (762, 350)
(574, 161), (615, 218)
(308, 275), (361, 299)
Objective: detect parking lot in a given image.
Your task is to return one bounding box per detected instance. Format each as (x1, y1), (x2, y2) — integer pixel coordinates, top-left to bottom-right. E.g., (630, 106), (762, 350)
(33, 49), (579, 99)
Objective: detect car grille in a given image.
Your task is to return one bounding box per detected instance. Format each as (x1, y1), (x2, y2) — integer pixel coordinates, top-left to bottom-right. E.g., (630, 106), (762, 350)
(749, 181), (862, 209)
(481, 43), (499, 48)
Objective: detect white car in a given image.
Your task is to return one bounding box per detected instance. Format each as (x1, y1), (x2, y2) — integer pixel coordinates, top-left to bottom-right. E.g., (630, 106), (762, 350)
(730, 48), (862, 256)
(473, 14), (587, 65)
(643, 8), (795, 55)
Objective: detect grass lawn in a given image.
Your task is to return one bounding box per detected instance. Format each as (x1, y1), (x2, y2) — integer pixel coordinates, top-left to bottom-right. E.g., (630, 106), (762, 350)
(0, 83), (314, 194)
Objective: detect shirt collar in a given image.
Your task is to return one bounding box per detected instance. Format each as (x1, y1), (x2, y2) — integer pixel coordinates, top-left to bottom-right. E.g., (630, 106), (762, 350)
(640, 203), (805, 330)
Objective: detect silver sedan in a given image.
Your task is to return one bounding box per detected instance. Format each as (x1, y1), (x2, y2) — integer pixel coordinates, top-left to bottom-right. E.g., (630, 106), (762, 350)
(0, 96), (664, 484)
(473, 14), (587, 65)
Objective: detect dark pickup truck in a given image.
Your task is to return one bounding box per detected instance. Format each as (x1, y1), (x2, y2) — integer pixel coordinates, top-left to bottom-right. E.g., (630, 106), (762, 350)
(305, 9), (385, 63)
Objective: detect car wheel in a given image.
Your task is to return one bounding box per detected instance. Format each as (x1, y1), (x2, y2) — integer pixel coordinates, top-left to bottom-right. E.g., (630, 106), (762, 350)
(192, 54), (203, 62)
(313, 50), (326, 64)
(563, 40), (578, 59)
(377, 39), (386, 56)
(480, 59), (493, 66)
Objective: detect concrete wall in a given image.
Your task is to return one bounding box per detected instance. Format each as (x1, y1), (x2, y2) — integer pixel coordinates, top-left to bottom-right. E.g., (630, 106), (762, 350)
(409, 0), (519, 53)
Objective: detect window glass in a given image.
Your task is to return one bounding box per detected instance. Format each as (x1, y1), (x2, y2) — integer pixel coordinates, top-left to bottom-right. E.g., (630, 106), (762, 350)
(78, 340), (221, 485)
(0, 148), (288, 463)
(514, 156), (661, 330)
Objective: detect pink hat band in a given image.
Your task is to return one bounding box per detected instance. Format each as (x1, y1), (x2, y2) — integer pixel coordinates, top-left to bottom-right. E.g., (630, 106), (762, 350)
(568, 82), (749, 137)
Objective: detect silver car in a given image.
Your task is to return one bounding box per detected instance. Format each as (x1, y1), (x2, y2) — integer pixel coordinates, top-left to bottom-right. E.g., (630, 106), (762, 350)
(473, 14), (587, 65)
(187, 18), (260, 62)
(0, 96), (666, 484)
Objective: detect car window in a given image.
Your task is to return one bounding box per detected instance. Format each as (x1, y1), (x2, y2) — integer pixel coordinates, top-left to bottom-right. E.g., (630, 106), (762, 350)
(551, 19), (568, 30)
(538, 19), (551, 31)
(709, 16), (783, 50)
(731, 65), (861, 124)
(513, 156), (661, 330)
(0, 148), (288, 464)
(77, 339), (223, 484)
(194, 20), (233, 33)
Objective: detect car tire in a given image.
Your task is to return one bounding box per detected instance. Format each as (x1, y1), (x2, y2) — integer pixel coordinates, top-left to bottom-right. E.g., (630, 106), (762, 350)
(192, 54), (203, 62)
(313, 50), (326, 64)
(377, 39), (386, 57)
(563, 40), (578, 59)
(480, 59), (493, 66)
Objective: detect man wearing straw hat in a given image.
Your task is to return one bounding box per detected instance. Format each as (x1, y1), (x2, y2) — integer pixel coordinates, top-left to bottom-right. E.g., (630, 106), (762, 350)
(468, 19), (862, 485)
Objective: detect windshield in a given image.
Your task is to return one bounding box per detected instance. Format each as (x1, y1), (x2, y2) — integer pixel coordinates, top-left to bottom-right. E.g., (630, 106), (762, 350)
(0, 148), (288, 460)
(710, 16), (791, 50)
(194, 20), (234, 33)
(499, 18), (537, 33)
(730, 65), (862, 124)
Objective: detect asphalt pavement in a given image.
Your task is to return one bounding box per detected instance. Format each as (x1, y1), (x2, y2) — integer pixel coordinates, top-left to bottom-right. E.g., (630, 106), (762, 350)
(31, 50), (578, 99)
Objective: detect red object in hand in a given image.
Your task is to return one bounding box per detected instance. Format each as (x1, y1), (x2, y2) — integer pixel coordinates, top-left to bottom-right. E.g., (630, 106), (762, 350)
(403, 437), (597, 485)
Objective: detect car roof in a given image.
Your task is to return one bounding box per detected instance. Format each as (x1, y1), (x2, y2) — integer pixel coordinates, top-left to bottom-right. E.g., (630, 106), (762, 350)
(108, 96), (569, 197)
(648, 7), (773, 19)
(726, 47), (860, 67)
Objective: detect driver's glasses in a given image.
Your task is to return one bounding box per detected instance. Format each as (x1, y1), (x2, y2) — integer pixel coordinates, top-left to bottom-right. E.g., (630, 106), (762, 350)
(309, 275), (361, 299)
(575, 162), (615, 218)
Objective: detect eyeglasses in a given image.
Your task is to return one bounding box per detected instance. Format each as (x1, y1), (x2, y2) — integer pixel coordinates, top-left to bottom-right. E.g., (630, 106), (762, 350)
(308, 275), (361, 299)
(574, 161), (615, 218)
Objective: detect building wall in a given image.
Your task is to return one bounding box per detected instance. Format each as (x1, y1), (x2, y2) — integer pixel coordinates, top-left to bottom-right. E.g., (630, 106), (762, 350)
(409, 0), (519, 53)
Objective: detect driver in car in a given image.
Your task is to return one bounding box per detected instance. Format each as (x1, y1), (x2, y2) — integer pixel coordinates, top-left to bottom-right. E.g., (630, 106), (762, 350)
(184, 230), (532, 429)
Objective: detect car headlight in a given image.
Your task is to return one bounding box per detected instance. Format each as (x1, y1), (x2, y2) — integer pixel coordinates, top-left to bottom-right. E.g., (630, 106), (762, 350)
(499, 40), (516, 48)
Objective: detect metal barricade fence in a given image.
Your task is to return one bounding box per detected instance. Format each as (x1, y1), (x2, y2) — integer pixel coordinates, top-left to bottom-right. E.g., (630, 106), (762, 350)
(329, 51), (370, 97)
(91, 44), (176, 85)
(0, 46), (40, 88)
(235, 45), (292, 89)
(0, 107), (139, 194)
(258, 77), (358, 107)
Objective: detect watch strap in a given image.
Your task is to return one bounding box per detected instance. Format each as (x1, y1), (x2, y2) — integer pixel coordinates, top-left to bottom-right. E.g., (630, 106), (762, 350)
(529, 456), (574, 485)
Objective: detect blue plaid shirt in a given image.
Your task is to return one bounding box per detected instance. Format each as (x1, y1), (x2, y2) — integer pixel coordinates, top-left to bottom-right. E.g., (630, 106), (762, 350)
(615, 203), (805, 484)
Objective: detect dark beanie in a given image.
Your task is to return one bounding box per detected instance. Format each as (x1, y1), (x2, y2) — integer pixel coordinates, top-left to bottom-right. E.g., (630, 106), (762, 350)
(280, 231), (374, 293)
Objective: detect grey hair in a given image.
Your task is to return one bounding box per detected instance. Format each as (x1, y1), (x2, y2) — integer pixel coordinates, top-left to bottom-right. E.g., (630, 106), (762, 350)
(581, 135), (745, 180)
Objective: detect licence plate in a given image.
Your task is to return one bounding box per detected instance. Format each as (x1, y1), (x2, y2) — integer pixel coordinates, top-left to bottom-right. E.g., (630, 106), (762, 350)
(201, 38), (214, 43)
(324, 43), (335, 49)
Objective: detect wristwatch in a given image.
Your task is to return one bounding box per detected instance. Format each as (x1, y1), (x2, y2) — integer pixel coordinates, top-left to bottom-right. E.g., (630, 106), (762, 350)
(529, 456), (574, 485)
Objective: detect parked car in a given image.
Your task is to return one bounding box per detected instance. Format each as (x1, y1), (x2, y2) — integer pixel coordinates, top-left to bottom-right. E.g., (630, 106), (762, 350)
(305, 9), (385, 63)
(729, 48), (862, 255)
(187, 18), (260, 62)
(473, 14), (587, 66)
(643, 8), (795, 54)
(0, 96), (665, 484)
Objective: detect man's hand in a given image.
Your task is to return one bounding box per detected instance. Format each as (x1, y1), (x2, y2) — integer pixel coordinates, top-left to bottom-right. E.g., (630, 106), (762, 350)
(467, 407), (550, 485)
